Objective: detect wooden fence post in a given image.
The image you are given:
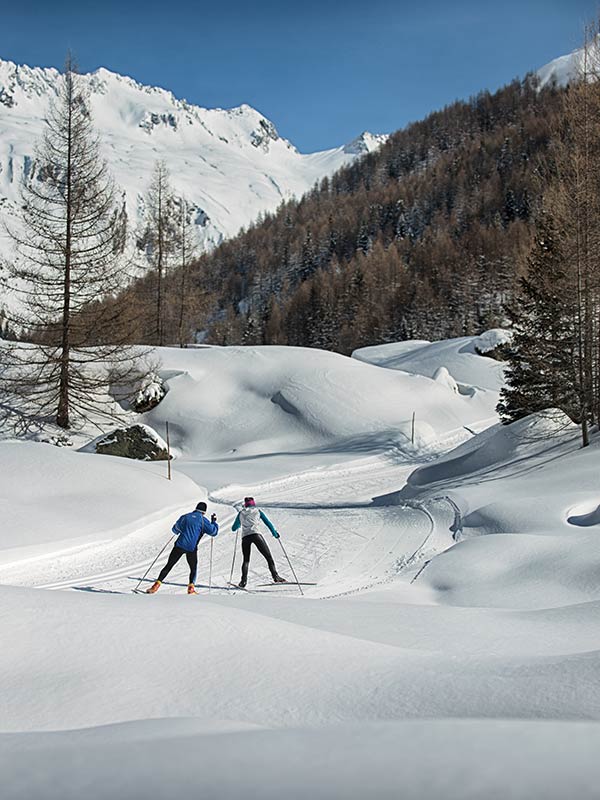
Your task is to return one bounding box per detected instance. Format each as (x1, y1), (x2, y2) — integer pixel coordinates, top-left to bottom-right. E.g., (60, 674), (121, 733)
(166, 421), (172, 480)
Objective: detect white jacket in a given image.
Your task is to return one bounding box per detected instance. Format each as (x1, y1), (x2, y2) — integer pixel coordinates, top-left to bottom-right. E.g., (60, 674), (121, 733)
(234, 505), (278, 538)
(238, 506), (263, 537)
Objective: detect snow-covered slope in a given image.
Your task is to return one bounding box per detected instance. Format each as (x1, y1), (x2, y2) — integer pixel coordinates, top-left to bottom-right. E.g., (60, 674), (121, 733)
(0, 58), (386, 263)
(536, 37), (600, 87)
(0, 440), (199, 564)
(2, 336), (600, 797)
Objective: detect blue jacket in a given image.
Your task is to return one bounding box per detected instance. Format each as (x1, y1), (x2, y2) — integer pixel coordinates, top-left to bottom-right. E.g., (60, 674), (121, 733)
(172, 510), (218, 552)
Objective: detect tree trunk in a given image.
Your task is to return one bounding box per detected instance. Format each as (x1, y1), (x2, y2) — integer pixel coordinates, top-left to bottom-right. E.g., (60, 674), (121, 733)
(57, 70), (74, 429)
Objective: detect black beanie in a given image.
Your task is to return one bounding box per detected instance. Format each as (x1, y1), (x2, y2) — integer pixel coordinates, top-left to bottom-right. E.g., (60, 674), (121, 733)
(196, 501), (207, 512)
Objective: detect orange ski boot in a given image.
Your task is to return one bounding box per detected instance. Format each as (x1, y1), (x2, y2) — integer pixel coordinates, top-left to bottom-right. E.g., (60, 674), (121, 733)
(187, 584), (197, 595)
(146, 581), (161, 594)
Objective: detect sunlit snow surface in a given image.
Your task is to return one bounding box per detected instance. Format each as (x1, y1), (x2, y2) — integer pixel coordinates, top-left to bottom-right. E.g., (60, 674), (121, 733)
(1, 335), (599, 799)
(536, 36), (600, 87)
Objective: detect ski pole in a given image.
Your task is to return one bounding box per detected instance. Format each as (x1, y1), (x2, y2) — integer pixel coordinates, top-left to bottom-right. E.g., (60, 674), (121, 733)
(229, 528), (239, 586)
(278, 538), (303, 596)
(132, 534), (175, 593)
(209, 537), (214, 593)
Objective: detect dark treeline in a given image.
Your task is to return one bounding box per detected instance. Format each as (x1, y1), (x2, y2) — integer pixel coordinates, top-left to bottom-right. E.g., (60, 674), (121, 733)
(110, 76), (565, 354)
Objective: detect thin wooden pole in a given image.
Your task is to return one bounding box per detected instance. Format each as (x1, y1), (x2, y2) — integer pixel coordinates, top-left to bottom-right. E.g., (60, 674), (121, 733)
(166, 421), (172, 480)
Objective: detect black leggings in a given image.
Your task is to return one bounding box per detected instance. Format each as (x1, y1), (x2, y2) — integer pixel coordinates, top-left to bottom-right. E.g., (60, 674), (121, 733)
(158, 545), (198, 585)
(241, 534), (277, 583)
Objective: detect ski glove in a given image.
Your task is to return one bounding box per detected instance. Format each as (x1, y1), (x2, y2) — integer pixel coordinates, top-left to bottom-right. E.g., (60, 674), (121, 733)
(211, 513), (217, 523)
(272, 531), (280, 539)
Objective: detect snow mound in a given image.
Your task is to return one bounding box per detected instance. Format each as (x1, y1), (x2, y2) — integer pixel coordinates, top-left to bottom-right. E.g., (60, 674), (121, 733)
(352, 331), (508, 392)
(420, 532), (600, 609)
(472, 328), (512, 354)
(432, 366), (459, 393)
(401, 406), (600, 610)
(3, 716), (600, 800)
(142, 345), (500, 458)
(404, 410), (575, 493)
(0, 440), (198, 563)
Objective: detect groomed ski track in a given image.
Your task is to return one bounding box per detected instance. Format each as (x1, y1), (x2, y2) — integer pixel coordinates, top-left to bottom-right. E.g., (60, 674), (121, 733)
(0, 451), (456, 598)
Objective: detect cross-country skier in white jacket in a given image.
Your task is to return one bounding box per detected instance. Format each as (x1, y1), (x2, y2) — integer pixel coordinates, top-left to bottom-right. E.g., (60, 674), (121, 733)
(232, 497), (286, 588)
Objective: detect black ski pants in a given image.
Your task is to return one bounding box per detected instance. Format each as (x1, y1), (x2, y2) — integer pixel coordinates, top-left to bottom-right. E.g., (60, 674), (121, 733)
(158, 545), (198, 585)
(241, 533), (277, 584)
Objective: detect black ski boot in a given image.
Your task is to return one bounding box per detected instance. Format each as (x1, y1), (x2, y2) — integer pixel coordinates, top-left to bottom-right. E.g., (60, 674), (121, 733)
(238, 580), (247, 589)
(273, 574), (286, 583)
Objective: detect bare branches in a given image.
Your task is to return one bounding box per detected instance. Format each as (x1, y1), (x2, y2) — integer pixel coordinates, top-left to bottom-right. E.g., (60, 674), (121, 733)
(1, 56), (141, 431)
(139, 160), (178, 345)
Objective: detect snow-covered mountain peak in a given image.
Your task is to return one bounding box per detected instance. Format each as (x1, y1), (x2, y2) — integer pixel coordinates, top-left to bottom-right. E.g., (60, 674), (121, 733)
(343, 131), (389, 155)
(536, 35), (600, 88)
(0, 56), (385, 277)
(0, 59), (59, 106)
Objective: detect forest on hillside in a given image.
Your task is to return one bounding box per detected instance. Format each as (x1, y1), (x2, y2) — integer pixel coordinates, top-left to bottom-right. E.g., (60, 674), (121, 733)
(114, 75), (564, 354)
(5, 27), (600, 443)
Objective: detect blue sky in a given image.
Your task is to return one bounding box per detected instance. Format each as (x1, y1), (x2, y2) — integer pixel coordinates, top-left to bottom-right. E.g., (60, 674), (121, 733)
(1, 0), (598, 151)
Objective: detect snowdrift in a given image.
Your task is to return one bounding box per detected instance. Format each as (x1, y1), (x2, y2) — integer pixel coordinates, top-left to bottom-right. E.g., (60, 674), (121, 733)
(0, 441), (199, 562)
(144, 344), (499, 457)
(399, 411), (600, 609)
(352, 331), (508, 392)
(2, 717), (600, 800)
(403, 410), (576, 493)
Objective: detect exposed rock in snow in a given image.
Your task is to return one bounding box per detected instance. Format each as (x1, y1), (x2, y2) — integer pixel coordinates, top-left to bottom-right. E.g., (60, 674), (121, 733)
(94, 423), (170, 461)
(472, 328), (512, 360)
(342, 131), (389, 155)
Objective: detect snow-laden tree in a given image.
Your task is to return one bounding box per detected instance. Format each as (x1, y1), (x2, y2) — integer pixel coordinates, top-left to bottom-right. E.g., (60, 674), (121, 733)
(2, 56), (135, 430)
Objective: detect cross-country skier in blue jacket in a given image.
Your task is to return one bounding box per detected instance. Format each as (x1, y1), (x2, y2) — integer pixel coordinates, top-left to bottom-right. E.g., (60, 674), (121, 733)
(232, 497), (286, 588)
(147, 502), (218, 594)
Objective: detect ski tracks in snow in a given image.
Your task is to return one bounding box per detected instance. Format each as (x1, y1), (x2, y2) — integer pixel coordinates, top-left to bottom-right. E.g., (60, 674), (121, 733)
(0, 452), (456, 598)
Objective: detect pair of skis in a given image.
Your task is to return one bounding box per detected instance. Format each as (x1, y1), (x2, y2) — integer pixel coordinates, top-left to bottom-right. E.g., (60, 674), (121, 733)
(133, 580), (316, 594)
(227, 580), (316, 592)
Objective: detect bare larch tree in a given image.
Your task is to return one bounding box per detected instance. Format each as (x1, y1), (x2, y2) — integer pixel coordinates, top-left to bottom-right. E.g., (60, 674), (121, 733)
(2, 55), (135, 431)
(140, 160), (177, 345)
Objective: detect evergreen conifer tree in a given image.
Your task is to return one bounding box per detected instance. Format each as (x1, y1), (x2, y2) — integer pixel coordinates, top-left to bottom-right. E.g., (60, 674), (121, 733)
(498, 215), (578, 423)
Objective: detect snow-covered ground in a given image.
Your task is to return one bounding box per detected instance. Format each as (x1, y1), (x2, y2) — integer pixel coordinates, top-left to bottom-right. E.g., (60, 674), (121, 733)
(1, 334), (599, 798)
